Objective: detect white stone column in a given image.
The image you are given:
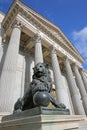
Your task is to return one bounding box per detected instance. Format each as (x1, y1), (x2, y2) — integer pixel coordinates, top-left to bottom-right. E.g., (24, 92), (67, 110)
(0, 24), (2, 45)
(64, 58), (85, 115)
(51, 47), (66, 104)
(80, 70), (87, 93)
(34, 34), (43, 65)
(73, 64), (87, 115)
(0, 21), (21, 113)
(24, 54), (34, 93)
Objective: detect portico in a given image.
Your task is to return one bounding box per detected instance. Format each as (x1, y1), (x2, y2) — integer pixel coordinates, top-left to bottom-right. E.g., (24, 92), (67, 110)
(0, 0), (87, 117)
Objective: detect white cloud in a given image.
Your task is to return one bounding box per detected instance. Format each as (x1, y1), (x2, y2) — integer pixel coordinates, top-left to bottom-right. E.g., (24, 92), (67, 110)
(72, 27), (87, 69)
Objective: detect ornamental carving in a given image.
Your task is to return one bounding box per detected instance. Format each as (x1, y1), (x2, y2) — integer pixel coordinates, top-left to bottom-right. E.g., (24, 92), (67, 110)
(12, 20), (22, 29)
(33, 34), (41, 43)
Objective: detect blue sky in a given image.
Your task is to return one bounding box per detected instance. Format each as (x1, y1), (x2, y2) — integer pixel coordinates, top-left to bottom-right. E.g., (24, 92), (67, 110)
(0, 0), (87, 69)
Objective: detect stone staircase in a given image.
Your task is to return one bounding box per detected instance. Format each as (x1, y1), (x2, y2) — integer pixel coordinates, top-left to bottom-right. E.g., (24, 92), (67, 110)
(74, 118), (87, 130)
(78, 120), (87, 130)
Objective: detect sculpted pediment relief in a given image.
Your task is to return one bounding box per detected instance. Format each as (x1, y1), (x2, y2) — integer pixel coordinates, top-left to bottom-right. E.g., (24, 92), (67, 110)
(1, 0), (84, 63)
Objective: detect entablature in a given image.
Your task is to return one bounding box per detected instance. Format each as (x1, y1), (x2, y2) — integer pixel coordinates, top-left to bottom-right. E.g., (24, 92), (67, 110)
(1, 0), (84, 67)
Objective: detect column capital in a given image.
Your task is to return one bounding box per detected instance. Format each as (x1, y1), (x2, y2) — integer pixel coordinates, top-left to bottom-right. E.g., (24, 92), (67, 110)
(50, 46), (56, 54)
(79, 67), (83, 73)
(33, 33), (41, 43)
(34, 33), (43, 64)
(72, 62), (77, 67)
(63, 56), (74, 66)
(73, 63), (83, 72)
(62, 56), (68, 61)
(12, 20), (22, 30)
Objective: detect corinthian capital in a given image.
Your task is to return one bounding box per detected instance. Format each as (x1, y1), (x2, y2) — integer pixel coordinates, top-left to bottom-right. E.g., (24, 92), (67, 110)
(50, 46), (56, 54)
(12, 20), (22, 29)
(33, 34), (41, 43)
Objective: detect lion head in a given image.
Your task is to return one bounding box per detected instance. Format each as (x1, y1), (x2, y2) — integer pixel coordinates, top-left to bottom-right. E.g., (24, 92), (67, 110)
(33, 63), (49, 77)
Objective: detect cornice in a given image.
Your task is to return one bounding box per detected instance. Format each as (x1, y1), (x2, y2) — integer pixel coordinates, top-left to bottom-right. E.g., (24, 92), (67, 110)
(19, 15), (82, 68)
(26, 6), (84, 63)
(1, 0), (84, 64)
(20, 2), (82, 59)
(20, 9), (83, 63)
(0, 11), (5, 16)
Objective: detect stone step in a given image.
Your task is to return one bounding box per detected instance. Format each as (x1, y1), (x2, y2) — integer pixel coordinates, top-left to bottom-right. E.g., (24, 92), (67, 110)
(74, 119), (87, 130)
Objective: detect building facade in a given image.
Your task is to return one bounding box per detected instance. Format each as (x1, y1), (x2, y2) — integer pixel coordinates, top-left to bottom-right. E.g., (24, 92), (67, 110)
(0, 0), (87, 116)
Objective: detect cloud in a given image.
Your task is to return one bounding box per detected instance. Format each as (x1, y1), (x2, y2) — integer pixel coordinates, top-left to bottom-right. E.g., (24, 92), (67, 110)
(71, 27), (87, 69)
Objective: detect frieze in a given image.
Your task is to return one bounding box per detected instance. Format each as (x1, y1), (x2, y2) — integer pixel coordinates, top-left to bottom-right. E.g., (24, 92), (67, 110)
(31, 11), (81, 56)
(6, 15), (83, 68)
(2, 4), (81, 63)
(2, 1), (83, 67)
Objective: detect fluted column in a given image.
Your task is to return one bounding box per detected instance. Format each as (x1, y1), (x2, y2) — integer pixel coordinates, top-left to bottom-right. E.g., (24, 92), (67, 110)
(0, 21), (21, 113)
(34, 34), (43, 65)
(51, 47), (65, 104)
(73, 64), (87, 115)
(64, 58), (85, 115)
(80, 70), (87, 93)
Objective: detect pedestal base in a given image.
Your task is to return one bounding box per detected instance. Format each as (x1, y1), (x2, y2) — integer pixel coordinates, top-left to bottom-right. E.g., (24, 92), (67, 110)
(0, 107), (86, 130)
(2, 107), (70, 121)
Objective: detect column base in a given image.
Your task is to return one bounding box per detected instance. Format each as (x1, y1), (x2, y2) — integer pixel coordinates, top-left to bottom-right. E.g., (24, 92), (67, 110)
(0, 107), (86, 130)
(72, 94), (85, 115)
(82, 97), (87, 114)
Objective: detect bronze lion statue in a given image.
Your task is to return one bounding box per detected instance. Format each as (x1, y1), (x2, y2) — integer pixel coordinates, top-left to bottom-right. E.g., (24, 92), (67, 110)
(14, 63), (66, 113)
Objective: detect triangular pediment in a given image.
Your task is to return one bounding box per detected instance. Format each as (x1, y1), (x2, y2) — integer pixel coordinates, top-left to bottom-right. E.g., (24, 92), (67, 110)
(22, 5), (81, 58)
(2, 0), (84, 63)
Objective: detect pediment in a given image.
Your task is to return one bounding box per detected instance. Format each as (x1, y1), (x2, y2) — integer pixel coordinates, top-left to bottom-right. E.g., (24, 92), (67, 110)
(24, 7), (82, 60)
(2, 0), (84, 63)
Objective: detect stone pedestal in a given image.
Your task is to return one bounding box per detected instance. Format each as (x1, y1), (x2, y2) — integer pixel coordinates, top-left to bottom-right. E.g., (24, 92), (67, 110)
(0, 107), (86, 130)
